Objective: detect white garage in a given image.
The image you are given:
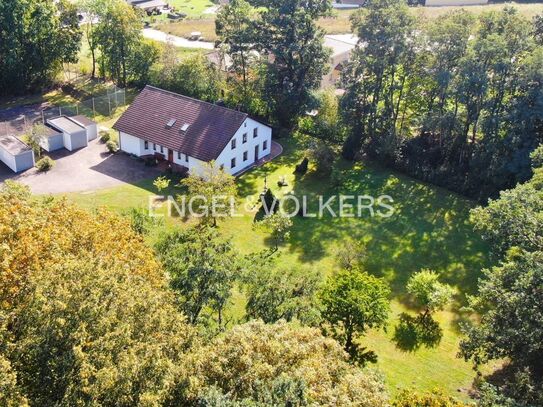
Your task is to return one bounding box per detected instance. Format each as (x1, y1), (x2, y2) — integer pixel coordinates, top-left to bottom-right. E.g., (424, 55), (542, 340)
(70, 115), (98, 141)
(47, 116), (88, 151)
(39, 126), (64, 152)
(0, 135), (35, 173)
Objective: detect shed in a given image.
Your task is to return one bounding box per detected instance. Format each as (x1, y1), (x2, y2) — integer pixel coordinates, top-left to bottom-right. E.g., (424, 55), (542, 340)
(39, 125), (64, 152)
(70, 115), (98, 141)
(47, 116), (88, 151)
(0, 135), (35, 173)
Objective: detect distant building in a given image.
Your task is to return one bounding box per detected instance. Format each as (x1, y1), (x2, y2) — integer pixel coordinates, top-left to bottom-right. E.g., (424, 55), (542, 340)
(322, 34), (358, 88)
(332, 0), (366, 9)
(113, 86), (272, 176)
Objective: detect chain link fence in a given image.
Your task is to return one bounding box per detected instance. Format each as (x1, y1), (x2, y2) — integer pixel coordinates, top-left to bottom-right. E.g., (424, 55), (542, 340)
(0, 87), (126, 138)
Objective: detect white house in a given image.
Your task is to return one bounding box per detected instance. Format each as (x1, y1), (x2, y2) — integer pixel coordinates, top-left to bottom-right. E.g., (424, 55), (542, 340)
(113, 86), (273, 176)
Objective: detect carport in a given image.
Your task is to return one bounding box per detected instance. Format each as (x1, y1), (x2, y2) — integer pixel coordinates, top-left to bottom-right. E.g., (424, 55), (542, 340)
(47, 116), (88, 151)
(0, 135), (35, 173)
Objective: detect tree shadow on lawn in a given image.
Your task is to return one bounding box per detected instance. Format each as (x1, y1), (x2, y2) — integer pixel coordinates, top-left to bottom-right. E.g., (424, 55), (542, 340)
(392, 312), (443, 352)
(286, 159), (490, 303)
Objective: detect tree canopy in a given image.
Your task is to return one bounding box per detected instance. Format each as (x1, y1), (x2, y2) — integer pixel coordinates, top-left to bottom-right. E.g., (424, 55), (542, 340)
(190, 320), (389, 406)
(320, 268), (390, 364)
(0, 0), (82, 95)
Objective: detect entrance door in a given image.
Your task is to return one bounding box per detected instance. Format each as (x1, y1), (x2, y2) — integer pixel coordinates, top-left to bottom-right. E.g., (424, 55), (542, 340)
(168, 149), (173, 162)
(254, 145), (259, 161)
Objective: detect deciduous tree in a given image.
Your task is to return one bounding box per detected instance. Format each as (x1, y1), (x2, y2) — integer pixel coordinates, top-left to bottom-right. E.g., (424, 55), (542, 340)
(190, 320), (389, 406)
(320, 268), (390, 364)
(155, 225), (240, 326)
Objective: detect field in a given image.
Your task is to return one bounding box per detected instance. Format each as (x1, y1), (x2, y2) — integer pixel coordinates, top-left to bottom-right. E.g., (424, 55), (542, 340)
(63, 135), (495, 401)
(155, 2), (543, 41)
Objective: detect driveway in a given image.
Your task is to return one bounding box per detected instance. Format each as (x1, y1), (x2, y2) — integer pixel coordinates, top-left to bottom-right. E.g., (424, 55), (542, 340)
(0, 138), (162, 194)
(142, 28), (215, 49)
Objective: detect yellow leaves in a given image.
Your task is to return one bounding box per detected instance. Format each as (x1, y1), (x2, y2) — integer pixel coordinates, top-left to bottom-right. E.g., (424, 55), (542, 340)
(0, 183), (165, 310)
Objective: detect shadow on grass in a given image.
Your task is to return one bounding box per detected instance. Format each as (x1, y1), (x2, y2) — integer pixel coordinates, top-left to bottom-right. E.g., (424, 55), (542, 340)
(393, 313), (443, 352)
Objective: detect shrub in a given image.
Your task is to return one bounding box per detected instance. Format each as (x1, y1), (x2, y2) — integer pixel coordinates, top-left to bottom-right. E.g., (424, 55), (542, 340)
(261, 188), (278, 214)
(294, 157), (309, 175)
(106, 140), (118, 153)
(36, 156), (54, 172)
(99, 130), (111, 143)
(153, 176), (170, 193)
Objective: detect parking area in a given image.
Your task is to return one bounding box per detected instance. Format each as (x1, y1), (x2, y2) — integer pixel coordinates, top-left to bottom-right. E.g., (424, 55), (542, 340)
(0, 138), (162, 194)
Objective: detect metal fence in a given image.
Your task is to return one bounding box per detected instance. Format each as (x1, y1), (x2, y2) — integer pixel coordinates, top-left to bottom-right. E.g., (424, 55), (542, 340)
(0, 87), (126, 138)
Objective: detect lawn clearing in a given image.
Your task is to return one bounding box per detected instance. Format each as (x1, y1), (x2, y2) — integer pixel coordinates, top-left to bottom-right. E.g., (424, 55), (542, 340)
(62, 135), (491, 400)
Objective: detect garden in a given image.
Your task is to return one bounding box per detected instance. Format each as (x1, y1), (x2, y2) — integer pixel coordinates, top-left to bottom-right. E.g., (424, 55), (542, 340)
(64, 135), (494, 399)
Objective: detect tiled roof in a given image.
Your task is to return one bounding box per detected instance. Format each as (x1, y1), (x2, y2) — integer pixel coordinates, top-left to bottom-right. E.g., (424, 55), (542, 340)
(113, 86), (248, 162)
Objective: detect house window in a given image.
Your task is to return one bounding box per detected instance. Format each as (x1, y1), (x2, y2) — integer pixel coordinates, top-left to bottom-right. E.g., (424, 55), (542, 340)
(220, 164), (224, 171)
(253, 128), (258, 138)
(242, 133), (247, 144)
(144, 140), (149, 149)
(153, 143), (157, 151)
(160, 146), (164, 153)
(231, 138), (236, 149)
(185, 155), (189, 162)
(231, 157), (236, 168)
(243, 151), (248, 161)
(178, 151), (181, 159)
(263, 140), (268, 150)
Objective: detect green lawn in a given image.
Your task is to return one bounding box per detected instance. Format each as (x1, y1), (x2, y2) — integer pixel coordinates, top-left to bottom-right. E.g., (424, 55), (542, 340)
(63, 136), (492, 401)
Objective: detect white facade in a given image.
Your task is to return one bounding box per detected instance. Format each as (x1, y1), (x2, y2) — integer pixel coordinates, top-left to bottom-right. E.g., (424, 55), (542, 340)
(118, 117), (272, 176)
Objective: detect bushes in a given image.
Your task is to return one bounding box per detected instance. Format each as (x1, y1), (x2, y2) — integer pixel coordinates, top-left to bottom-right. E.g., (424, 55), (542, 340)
(35, 156), (54, 172)
(106, 140), (118, 153)
(99, 130), (110, 143)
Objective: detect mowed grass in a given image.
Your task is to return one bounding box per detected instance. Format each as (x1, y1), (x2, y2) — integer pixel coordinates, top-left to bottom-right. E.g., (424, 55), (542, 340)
(63, 136), (492, 400)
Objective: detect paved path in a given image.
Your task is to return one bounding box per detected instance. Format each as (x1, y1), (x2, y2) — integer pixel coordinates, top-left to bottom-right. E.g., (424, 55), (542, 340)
(234, 141), (283, 177)
(142, 28), (215, 49)
(0, 138), (161, 194)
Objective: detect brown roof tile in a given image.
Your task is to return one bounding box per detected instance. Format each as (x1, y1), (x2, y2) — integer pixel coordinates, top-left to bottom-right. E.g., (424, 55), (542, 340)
(113, 86), (248, 162)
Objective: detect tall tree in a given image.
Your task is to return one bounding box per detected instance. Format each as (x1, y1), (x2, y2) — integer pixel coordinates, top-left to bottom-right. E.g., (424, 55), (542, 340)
(155, 225), (240, 326)
(319, 268), (390, 364)
(341, 0), (416, 160)
(0, 0), (81, 95)
(78, 0), (107, 78)
(250, 0), (332, 126)
(460, 250), (543, 406)
(216, 0), (258, 108)
(0, 182), (194, 406)
(152, 54), (224, 102)
(94, 0), (145, 86)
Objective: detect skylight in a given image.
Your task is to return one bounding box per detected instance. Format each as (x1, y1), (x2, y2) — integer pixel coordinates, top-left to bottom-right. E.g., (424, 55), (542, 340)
(166, 119), (176, 128)
(180, 123), (190, 132)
